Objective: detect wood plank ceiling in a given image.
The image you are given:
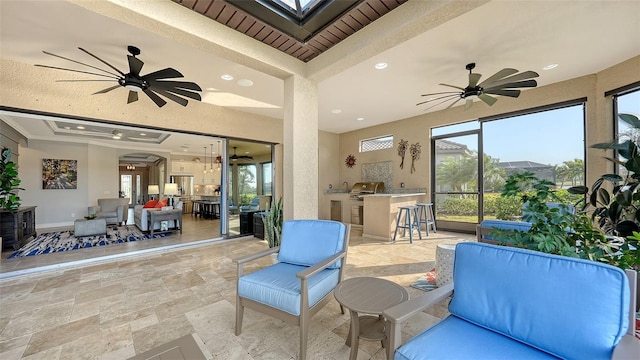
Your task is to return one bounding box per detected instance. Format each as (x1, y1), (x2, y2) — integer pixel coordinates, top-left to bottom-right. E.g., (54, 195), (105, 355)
(171, 0), (408, 62)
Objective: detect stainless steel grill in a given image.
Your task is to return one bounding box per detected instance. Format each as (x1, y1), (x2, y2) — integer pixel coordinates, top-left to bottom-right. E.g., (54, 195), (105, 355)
(349, 182), (385, 225)
(349, 182), (385, 201)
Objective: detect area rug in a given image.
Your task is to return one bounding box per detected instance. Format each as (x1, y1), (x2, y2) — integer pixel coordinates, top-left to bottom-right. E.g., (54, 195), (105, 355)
(410, 268), (437, 292)
(8, 225), (170, 259)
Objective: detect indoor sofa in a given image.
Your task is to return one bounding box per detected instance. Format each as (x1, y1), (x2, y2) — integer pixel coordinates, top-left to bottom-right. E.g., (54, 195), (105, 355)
(88, 198), (129, 225)
(384, 242), (639, 360)
(133, 201), (181, 232)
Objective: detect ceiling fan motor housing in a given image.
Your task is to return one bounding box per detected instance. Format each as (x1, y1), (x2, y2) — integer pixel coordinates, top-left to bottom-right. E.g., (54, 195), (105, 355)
(119, 75), (149, 92)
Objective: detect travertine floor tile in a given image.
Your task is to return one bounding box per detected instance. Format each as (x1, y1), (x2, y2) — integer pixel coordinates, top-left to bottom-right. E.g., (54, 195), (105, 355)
(0, 228), (473, 359)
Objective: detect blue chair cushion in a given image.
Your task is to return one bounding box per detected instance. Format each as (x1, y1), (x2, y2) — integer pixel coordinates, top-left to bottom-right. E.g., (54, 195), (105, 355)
(277, 220), (346, 269)
(395, 316), (559, 360)
(238, 262), (340, 316)
(449, 242), (629, 360)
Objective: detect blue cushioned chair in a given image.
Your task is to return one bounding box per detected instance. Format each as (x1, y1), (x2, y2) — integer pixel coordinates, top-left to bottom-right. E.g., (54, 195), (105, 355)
(240, 197), (260, 212)
(234, 220), (351, 360)
(383, 242), (640, 360)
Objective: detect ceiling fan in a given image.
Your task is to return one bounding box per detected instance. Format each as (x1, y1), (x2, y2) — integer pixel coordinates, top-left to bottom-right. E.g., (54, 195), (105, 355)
(35, 45), (202, 108)
(417, 63), (539, 111)
(230, 147), (253, 161)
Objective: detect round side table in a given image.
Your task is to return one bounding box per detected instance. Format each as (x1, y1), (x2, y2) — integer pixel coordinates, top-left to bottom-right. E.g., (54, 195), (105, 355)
(334, 277), (409, 360)
(436, 244), (456, 287)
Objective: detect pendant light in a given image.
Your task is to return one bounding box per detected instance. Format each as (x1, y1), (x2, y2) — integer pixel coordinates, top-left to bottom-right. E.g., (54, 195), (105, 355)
(210, 144), (214, 173)
(203, 146), (207, 174)
(216, 141), (222, 171)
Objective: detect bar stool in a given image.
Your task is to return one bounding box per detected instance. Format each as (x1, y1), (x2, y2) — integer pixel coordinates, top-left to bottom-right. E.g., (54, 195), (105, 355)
(393, 205), (422, 243)
(416, 202), (437, 236)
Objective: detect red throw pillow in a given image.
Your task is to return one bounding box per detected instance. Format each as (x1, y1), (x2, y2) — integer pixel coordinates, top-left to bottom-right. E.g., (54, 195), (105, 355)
(143, 200), (158, 208)
(155, 199), (168, 208)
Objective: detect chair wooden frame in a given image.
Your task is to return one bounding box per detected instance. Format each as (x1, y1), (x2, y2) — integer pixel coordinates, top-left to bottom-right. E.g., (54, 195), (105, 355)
(234, 224), (351, 360)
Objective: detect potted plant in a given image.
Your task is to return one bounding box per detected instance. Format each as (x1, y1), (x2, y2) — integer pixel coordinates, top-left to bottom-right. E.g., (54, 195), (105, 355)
(262, 197), (283, 249)
(0, 147), (22, 211)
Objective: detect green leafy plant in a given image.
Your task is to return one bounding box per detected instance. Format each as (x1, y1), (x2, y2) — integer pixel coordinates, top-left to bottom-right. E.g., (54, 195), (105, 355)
(0, 148), (23, 211)
(492, 172), (579, 257)
(262, 197), (283, 248)
(568, 113), (640, 237)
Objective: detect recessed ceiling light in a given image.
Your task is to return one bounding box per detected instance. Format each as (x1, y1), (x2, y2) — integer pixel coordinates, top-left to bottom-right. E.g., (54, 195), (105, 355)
(543, 64), (558, 70)
(77, 125), (85, 130)
(331, 109), (342, 114)
(237, 79), (253, 87)
(357, 117), (365, 121)
(63, 126), (71, 130)
(375, 62), (388, 70)
(221, 74), (234, 81)
(111, 130), (122, 140)
(140, 133), (146, 136)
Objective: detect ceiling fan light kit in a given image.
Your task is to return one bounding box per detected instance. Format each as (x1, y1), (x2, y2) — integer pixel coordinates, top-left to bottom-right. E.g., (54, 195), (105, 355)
(35, 45), (202, 108)
(417, 63), (539, 111)
(230, 146), (253, 161)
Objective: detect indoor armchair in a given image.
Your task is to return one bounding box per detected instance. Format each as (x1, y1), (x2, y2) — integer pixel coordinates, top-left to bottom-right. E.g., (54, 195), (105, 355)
(88, 198), (129, 225)
(383, 242), (639, 360)
(234, 220), (351, 360)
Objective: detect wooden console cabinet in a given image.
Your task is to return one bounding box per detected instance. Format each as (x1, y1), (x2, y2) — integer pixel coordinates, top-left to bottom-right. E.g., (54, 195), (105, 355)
(0, 206), (37, 250)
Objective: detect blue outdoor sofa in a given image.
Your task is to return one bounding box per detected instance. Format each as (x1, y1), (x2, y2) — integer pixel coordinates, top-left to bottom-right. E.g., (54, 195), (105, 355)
(383, 242), (639, 360)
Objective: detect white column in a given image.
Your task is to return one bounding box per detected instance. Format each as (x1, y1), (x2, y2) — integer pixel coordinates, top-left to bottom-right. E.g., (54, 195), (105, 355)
(283, 75), (318, 220)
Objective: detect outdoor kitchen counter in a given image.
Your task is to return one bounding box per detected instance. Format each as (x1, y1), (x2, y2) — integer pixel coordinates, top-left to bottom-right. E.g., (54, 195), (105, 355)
(361, 193), (427, 241)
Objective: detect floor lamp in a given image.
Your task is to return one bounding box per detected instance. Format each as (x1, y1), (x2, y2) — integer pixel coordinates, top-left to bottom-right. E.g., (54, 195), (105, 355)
(164, 183), (179, 207)
(148, 185), (159, 201)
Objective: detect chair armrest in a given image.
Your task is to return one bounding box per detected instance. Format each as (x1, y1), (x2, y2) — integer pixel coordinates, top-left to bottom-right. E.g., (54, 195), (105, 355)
(612, 334), (640, 360)
(383, 282), (454, 359)
(234, 246), (280, 278)
(88, 205), (100, 215)
(296, 251), (346, 280)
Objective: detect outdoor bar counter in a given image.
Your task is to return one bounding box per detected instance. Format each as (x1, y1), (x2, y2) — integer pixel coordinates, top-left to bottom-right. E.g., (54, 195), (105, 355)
(362, 193), (427, 241)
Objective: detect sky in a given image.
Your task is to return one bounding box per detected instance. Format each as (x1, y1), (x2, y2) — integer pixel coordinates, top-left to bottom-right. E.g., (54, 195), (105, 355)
(433, 90), (640, 167)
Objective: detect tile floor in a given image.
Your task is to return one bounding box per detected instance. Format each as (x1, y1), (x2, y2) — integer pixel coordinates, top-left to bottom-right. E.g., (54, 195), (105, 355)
(0, 223), (475, 359)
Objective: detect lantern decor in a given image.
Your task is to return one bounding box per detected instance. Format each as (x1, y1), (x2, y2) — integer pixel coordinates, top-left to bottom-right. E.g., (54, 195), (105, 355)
(345, 154), (357, 168)
(397, 139), (408, 169)
(410, 142), (421, 174)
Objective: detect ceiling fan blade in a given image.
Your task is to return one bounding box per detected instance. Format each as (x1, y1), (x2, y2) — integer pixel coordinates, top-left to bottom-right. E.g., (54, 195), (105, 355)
(478, 93), (498, 106)
(444, 96), (464, 110)
(464, 98), (474, 110)
(152, 88), (189, 107)
(416, 93), (459, 106)
(127, 55), (144, 77)
(55, 79), (117, 82)
(127, 91), (138, 104)
(481, 71), (539, 89)
(78, 47), (125, 76)
(420, 95), (460, 111)
(477, 68), (518, 88)
(142, 67), (184, 81)
(163, 87), (202, 101)
(148, 80), (202, 92)
(143, 89), (167, 107)
(92, 85), (121, 94)
(468, 73), (482, 87)
(439, 83), (465, 90)
(42, 50), (121, 77)
(420, 91), (461, 97)
(484, 89), (521, 97)
(35, 64), (118, 79)
(485, 79), (538, 91)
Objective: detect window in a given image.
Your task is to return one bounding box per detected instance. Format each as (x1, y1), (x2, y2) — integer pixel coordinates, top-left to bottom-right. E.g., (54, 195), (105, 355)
(614, 87), (640, 176)
(262, 162), (273, 195)
(360, 135), (393, 152)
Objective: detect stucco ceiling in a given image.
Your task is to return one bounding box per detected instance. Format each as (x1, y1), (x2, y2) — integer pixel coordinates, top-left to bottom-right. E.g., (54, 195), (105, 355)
(1, 0), (639, 138)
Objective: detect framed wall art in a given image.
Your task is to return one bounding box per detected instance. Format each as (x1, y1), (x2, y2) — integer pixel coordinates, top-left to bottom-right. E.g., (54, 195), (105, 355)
(42, 159), (78, 189)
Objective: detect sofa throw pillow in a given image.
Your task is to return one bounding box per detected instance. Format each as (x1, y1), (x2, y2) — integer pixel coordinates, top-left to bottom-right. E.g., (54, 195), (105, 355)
(155, 199), (168, 208)
(143, 200), (158, 208)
